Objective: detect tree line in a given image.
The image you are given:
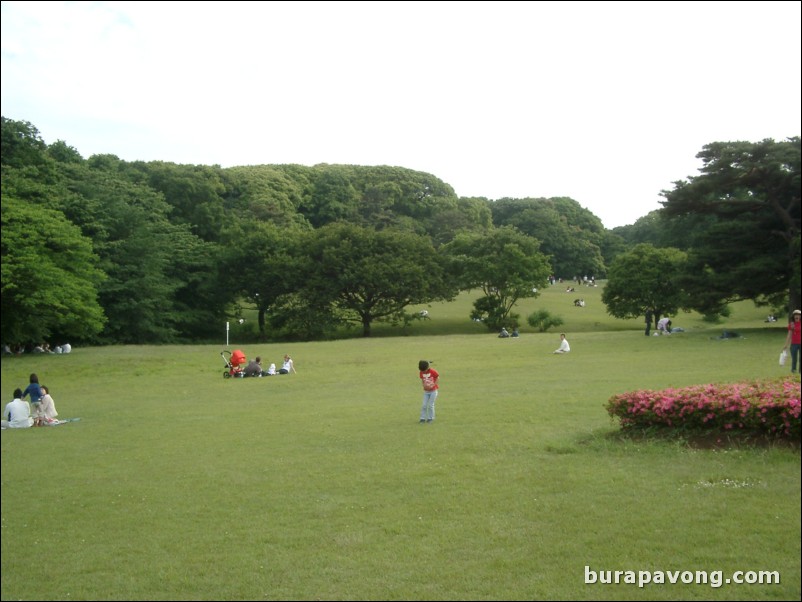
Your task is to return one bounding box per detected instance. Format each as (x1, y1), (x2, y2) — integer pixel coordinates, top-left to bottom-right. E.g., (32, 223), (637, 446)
(2, 117), (799, 345)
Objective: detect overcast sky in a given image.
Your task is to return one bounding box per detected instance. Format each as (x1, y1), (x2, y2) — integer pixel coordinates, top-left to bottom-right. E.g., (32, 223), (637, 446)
(2, 1), (800, 228)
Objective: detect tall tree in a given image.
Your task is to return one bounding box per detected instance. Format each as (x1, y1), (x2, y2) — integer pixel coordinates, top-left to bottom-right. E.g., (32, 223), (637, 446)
(302, 223), (457, 336)
(489, 197), (606, 278)
(218, 221), (308, 338)
(1, 197), (106, 345)
(58, 162), (218, 343)
(443, 226), (552, 329)
(1, 117), (49, 169)
(601, 243), (688, 328)
(661, 138), (801, 315)
(221, 165), (310, 228)
(121, 161), (229, 242)
(301, 166), (361, 227)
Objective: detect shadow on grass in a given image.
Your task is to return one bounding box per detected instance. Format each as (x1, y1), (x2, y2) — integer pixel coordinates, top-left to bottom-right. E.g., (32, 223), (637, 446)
(604, 426), (801, 451)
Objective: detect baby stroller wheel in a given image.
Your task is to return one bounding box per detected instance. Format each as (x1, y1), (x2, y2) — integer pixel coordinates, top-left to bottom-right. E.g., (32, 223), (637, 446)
(224, 371), (231, 379)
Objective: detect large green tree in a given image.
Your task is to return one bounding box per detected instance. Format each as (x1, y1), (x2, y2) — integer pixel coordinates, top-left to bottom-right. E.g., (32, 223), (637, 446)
(443, 226), (552, 330)
(219, 221), (309, 338)
(661, 137), (801, 315)
(58, 161), (222, 343)
(302, 223), (457, 337)
(489, 197), (606, 278)
(1, 197), (106, 345)
(1, 117), (49, 170)
(601, 243), (688, 328)
(221, 165), (310, 228)
(122, 161), (229, 242)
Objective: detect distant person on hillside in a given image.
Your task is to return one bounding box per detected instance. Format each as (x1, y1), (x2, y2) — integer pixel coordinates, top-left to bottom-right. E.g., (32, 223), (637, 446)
(782, 309), (801, 374)
(553, 333), (571, 354)
(2, 388), (33, 429)
(644, 310), (653, 336)
(657, 317), (672, 335)
(418, 360), (439, 423)
(498, 328), (510, 338)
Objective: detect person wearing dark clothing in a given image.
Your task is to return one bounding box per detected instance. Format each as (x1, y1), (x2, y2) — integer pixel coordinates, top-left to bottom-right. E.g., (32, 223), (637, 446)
(22, 373), (44, 423)
(243, 357), (264, 377)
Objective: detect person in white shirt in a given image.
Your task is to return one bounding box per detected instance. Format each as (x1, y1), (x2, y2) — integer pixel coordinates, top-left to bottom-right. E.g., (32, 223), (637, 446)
(279, 354), (296, 374)
(553, 333), (571, 354)
(657, 318), (672, 335)
(2, 388), (34, 428)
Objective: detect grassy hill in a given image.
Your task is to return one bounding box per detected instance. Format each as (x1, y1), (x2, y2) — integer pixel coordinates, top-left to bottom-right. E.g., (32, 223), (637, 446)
(1, 284), (798, 601)
(381, 279), (776, 338)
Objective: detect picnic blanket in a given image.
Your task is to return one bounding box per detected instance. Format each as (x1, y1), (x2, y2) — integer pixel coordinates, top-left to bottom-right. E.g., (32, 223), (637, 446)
(48, 417), (82, 426)
(2, 418), (82, 430)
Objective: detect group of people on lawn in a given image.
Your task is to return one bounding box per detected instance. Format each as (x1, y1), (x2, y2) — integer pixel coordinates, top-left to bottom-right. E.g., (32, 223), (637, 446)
(2, 373), (60, 429)
(242, 354), (297, 377)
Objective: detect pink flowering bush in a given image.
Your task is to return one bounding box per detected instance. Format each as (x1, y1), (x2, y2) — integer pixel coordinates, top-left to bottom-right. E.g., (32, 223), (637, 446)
(606, 376), (800, 440)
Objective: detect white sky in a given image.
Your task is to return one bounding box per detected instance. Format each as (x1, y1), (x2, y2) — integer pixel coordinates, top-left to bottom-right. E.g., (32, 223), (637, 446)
(2, 1), (800, 228)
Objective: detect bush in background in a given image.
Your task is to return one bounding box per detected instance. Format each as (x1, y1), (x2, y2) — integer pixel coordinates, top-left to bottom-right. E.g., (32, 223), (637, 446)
(527, 308), (564, 332)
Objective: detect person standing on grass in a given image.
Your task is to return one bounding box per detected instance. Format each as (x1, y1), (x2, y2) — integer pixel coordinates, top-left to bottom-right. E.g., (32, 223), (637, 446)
(418, 360), (439, 423)
(22, 373), (44, 425)
(783, 309), (801, 374)
(2, 388), (33, 429)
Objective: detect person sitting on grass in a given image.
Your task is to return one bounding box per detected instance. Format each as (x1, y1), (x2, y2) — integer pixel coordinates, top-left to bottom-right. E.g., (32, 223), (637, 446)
(244, 356), (264, 377)
(39, 385), (61, 426)
(2, 389), (33, 429)
(279, 354), (296, 374)
(553, 333), (571, 354)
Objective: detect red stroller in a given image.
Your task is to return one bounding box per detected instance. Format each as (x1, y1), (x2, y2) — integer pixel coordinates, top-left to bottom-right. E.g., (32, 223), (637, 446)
(221, 349), (247, 378)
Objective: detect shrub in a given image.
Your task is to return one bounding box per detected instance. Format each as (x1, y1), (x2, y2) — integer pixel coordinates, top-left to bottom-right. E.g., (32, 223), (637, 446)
(527, 309), (564, 332)
(605, 376), (801, 439)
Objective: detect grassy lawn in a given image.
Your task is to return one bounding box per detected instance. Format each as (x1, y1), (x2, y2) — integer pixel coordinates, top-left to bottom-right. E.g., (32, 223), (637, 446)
(2, 285), (799, 600)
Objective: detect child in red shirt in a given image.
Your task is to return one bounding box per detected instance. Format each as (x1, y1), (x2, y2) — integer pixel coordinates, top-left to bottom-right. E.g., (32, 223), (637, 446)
(418, 360), (439, 423)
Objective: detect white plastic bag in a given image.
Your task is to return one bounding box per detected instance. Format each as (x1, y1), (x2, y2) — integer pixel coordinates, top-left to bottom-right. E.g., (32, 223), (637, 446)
(779, 350), (788, 366)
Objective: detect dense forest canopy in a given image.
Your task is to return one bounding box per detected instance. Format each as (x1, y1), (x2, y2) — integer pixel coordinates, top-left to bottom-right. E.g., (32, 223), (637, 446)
(2, 117), (798, 345)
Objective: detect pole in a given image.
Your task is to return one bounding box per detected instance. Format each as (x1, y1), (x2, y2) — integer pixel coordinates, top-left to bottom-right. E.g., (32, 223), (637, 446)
(226, 321), (230, 347)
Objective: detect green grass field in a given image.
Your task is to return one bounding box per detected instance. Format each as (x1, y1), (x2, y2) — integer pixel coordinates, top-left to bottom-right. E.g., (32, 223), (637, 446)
(2, 284), (800, 601)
